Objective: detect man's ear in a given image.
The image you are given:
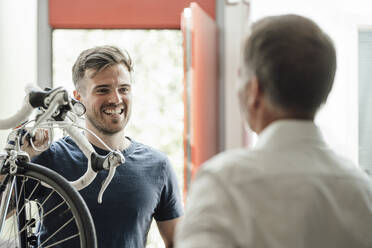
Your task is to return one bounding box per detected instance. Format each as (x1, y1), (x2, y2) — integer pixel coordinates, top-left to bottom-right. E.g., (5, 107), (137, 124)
(247, 76), (262, 110)
(73, 90), (81, 101)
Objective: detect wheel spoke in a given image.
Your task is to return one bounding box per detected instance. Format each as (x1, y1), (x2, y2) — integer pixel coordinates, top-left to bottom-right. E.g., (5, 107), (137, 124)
(43, 233), (80, 248)
(38, 216), (75, 247)
(15, 178), (25, 210)
(0, 167), (96, 248)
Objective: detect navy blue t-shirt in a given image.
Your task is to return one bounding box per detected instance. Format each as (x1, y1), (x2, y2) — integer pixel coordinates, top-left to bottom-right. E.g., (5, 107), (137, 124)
(31, 136), (183, 247)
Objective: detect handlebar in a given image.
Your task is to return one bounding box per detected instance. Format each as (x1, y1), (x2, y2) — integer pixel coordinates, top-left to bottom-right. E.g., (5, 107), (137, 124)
(64, 121), (125, 203)
(0, 86), (125, 204)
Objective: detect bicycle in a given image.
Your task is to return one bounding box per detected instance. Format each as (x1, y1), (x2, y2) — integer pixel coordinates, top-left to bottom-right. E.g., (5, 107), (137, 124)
(0, 86), (125, 247)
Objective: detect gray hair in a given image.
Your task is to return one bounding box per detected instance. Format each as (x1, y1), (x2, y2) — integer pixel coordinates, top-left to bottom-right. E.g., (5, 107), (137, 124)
(243, 14), (336, 117)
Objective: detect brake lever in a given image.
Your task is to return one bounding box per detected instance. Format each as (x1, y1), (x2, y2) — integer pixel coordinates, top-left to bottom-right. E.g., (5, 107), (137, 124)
(98, 150), (125, 204)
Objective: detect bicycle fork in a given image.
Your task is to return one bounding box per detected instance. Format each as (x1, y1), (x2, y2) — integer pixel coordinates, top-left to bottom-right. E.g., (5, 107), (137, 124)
(0, 175), (16, 233)
(0, 175), (33, 247)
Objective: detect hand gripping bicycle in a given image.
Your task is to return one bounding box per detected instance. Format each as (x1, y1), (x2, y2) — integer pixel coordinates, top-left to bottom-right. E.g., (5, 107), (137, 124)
(0, 86), (125, 248)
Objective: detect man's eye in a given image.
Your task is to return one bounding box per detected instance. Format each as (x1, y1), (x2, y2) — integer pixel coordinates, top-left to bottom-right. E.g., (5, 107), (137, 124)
(96, 88), (109, 94)
(119, 88), (130, 94)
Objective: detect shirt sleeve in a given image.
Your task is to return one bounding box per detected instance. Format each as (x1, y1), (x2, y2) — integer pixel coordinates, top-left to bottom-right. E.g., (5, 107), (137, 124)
(175, 169), (241, 248)
(31, 146), (52, 166)
(154, 157), (184, 221)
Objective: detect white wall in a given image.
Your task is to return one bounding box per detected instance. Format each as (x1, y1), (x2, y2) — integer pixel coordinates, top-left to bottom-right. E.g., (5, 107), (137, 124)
(222, 1), (251, 150)
(0, 0), (37, 146)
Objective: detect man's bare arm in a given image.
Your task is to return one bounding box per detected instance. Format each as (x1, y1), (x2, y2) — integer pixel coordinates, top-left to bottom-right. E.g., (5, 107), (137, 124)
(157, 217), (182, 248)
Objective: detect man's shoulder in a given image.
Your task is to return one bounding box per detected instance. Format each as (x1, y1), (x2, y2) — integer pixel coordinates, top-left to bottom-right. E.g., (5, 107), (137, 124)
(31, 136), (85, 175)
(129, 139), (168, 160)
(48, 136), (79, 153)
(199, 148), (268, 180)
(200, 145), (369, 188)
(33, 136), (81, 162)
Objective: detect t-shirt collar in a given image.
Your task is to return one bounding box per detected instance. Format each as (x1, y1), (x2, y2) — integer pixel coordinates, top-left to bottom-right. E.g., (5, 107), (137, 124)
(92, 136), (136, 156)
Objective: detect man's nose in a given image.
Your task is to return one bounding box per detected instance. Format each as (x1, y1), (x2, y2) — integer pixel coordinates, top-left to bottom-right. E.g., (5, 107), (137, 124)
(108, 89), (122, 104)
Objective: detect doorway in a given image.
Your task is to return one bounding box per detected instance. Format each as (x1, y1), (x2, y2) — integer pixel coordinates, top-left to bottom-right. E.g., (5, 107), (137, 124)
(53, 29), (184, 248)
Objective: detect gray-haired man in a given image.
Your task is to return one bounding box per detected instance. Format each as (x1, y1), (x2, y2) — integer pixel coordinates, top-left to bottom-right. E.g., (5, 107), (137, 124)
(175, 15), (372, 248)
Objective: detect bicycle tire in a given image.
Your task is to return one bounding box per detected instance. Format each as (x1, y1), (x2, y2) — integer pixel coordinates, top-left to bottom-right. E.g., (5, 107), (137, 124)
(0, 162), (97, 248)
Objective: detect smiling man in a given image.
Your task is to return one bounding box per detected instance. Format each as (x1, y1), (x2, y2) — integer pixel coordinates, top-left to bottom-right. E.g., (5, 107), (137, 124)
(73, 52), (133, 150)
(29, 45), (183, 247)
(81, 63), (131, 134)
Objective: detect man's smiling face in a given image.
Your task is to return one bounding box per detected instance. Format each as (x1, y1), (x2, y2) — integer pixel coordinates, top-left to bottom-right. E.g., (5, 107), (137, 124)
(77, 63), (132, 135)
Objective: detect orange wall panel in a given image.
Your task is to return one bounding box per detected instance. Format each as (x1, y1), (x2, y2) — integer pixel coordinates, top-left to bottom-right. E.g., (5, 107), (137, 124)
(49, 0), (215, 29)
(183, 3), (218, 197)
(191, 2), (218, 173)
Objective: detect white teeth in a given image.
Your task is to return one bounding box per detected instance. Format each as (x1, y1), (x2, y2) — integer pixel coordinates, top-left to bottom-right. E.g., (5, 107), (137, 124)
(103, 107), (124, 115)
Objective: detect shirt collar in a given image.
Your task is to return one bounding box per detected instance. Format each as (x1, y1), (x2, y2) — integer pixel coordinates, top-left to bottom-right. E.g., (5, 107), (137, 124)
(91, 136), (136, 156)
(255, 119), (327, 150)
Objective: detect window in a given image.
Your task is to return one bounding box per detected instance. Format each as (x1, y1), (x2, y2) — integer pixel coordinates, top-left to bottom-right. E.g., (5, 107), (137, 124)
(358, 30), (372, 175)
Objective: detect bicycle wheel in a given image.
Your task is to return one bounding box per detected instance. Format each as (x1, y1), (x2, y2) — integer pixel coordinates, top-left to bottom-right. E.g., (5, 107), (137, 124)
(0, 162), (97, 248)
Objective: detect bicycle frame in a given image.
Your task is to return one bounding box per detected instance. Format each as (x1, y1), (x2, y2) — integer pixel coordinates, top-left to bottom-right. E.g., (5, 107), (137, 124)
(0, 86), (120, 247)
(0, 175), (16, 233)
(0, 86), (125, 203)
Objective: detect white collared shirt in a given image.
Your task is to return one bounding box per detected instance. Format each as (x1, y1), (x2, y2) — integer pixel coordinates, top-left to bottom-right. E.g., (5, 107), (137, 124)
(175, 120), (372, 248)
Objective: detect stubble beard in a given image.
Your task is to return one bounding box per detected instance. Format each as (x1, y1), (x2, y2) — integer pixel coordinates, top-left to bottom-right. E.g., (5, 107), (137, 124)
(86, 109), (128, 136)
